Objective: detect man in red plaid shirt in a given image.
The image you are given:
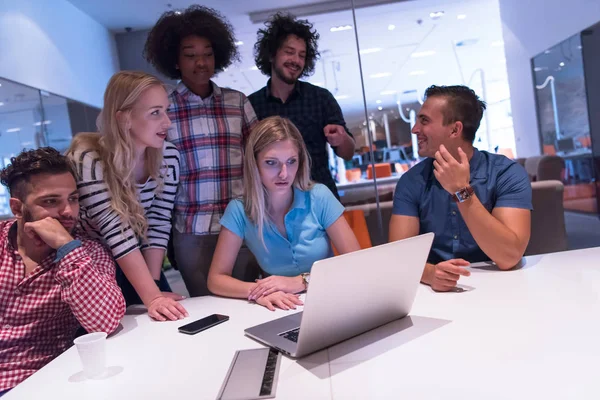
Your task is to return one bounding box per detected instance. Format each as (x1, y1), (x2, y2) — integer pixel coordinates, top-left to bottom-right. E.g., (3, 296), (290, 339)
(0, 148), (126, 395)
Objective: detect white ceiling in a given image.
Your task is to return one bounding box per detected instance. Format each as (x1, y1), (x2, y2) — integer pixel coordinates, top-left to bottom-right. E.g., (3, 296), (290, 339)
(69, 0), (509, 130)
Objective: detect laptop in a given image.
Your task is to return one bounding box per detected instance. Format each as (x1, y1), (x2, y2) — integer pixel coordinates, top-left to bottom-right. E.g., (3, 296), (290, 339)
(244, 232), (434, 358)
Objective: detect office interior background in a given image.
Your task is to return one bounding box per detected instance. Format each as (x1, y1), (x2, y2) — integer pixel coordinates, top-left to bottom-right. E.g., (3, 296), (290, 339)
(1, 0), (600, 255)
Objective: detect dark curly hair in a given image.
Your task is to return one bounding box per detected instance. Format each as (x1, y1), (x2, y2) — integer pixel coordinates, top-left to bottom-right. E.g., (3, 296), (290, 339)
(144, 5), (240, 79)
(424, 85), (487, 143)
(254, 13), (320, 78)
(0, 147), (76, 200)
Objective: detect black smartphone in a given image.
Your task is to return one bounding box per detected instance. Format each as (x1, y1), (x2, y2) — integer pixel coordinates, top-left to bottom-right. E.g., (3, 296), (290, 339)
(178, 314), (229, 335)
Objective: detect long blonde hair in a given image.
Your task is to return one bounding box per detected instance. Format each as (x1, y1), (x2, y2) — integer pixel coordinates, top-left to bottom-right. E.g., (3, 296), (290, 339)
(67, 71), (166, 240)
(243, 116), (313, 246)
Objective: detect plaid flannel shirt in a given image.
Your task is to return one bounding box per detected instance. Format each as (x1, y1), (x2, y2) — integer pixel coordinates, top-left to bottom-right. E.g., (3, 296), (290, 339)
(249, 80), (353, 199)
(0, 220), (125, 391)
(168, 81), (257, 235)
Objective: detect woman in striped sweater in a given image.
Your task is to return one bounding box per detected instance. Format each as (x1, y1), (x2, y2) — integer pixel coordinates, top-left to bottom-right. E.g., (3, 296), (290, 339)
(66, 71), (188, 322)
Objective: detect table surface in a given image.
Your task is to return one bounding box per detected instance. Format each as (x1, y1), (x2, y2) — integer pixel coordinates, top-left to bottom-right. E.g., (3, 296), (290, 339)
(6, 247), (600, 400)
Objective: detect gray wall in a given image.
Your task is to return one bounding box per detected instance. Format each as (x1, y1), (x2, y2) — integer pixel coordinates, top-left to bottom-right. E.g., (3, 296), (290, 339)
(115, 29), (177, 86)
(0, 0), (119, 108)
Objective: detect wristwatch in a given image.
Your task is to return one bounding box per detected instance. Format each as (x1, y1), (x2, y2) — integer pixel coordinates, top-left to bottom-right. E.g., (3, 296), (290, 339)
(452, 185), (475, 203)
(301, 273), (310, 290)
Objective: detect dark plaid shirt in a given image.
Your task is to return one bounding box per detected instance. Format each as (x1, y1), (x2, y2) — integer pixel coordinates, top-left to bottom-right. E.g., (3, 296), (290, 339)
(249, 80), (353, 199)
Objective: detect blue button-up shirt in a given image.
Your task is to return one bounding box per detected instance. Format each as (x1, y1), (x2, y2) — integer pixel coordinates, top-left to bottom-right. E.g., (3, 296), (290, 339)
(392, 149), (532, 264)
(220, 184), (345, 276)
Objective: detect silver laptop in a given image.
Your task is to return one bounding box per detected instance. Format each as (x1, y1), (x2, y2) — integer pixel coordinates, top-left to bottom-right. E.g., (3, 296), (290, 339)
(244, 232), (434, 358)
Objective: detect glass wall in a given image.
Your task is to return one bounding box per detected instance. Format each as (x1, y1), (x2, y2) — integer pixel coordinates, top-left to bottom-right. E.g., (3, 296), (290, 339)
(212, 0), (513, 246)
(532, 30), (597, 214)
(0, 78), (100, 217)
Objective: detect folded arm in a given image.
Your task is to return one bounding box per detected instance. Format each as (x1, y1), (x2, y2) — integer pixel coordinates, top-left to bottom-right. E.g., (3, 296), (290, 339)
(458, 197), (530, 270)
(55, 243), (126, 334)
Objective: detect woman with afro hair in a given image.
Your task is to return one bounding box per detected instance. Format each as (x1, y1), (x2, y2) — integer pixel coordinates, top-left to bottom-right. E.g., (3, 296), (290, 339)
(144, 5), (259, 297)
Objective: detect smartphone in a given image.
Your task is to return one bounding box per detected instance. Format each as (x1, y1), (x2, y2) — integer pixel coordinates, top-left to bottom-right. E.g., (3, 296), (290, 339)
(178, 314), (229, 335)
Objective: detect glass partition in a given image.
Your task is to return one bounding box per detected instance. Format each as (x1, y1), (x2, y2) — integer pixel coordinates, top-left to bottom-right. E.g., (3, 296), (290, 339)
(533, 30), (597, 214)
(209, 0), (513, 246)
(0, 77), (100, 218)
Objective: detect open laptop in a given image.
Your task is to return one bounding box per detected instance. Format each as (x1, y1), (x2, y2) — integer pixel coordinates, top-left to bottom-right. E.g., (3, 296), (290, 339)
(244, 232), (434, 358)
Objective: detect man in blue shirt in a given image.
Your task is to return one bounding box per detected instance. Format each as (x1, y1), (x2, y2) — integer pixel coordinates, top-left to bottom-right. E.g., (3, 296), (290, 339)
(390, 85), (532, 292)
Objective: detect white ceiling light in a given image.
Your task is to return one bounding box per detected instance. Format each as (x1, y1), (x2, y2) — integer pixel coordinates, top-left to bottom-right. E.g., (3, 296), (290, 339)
(409, 70), (427, 76)
(388, 24), (396, 31)
(234, 41), (244, 46)
(330, 25), (352, 32)
(33, 120), (52, 126)
(430, 11), (444, 20)
(369, 72), (392, 79)
(310, 81), (323, 86)
(0, 102), (3, 106)
(380, 90), (397, 95)
(457, 14), (467, 20)
(559, 62), (565, 67)
(378, 106), (383, 111)
(360, 48), (382, 55)
(335, 95), (349, 100)
(6, 128), (21, 133)
(250, 66), (259, 71)
(411, 50), (436, 58)
(174, 11), (181, 15)
(376, 100), (382, 104)
(491, 40), (504, 47)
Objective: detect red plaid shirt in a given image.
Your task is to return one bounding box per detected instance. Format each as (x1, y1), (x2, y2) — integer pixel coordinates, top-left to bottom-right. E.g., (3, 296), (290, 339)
(0, 220), (126, 391)
(168, 81), (257, 235)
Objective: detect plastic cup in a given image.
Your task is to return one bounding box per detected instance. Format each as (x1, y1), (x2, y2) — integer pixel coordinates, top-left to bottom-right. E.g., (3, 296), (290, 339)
(73, 332), (107, 378)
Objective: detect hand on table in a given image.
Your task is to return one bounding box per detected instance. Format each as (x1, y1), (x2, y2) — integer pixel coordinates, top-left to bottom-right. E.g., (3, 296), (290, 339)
(248, 275), (305, 301)
(255, 291), (304, 311)
(147, 292), (189, 321)
(425, 259), (471, 292)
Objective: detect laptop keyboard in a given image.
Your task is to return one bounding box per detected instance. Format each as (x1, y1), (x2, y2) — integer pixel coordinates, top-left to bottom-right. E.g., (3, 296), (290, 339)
(279, 327), (300, 343)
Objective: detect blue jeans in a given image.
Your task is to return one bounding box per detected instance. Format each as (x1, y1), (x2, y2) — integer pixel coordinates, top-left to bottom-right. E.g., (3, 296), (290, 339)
(0, 388), (11, 397)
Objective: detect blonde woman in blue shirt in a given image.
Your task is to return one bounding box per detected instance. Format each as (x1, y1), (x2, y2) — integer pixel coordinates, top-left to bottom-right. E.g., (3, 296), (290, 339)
(208, 116), (360, 310)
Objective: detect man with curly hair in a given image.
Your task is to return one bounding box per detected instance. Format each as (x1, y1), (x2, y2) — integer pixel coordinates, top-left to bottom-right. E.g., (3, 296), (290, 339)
(144, 5), (259, 297)
(0, 148), (125, 395)
(249, 13), (355, 199)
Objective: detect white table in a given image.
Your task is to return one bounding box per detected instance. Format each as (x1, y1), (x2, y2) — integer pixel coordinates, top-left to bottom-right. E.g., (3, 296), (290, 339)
(6, 247), (600, 399)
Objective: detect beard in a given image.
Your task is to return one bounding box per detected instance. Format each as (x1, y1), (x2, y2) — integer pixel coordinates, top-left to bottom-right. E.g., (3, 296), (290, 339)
(273, 62), (301, 85)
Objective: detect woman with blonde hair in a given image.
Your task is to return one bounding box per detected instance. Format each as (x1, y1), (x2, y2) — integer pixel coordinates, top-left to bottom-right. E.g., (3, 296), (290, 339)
(67, 70), (188, 322)
(207, 116), (360, 311)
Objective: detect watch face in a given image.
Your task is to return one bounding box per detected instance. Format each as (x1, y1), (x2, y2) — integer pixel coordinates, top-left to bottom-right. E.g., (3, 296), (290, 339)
(455, 187), (471, 202)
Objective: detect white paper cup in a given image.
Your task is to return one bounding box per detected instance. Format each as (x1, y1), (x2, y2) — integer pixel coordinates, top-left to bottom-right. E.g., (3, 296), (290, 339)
(73, 332), (107, 378)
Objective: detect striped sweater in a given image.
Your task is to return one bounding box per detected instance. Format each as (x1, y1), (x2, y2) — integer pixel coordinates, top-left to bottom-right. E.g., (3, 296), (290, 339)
(71, 142), (180, 259)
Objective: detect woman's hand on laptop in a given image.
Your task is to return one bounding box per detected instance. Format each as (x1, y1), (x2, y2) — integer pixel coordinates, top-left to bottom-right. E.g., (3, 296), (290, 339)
(248, 276), (305, 301)
(255, 291), (303, 311)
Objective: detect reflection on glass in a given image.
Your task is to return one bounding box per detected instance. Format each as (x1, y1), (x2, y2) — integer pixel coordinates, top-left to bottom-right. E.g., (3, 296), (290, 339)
(532, 32), (596, 214)
(0, 78), (101, 218)
(40, 91), (74, 153)
(533, 34), (591, 157)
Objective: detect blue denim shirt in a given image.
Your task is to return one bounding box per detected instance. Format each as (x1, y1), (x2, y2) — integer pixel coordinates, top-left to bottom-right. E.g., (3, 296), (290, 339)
(220, 184), (345, 276)
(392, 149), (532, 264)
